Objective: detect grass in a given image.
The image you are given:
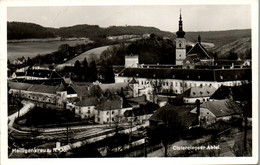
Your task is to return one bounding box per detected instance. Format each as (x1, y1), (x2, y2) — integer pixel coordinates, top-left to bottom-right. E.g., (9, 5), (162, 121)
(66, 45), (110, 64)
(7, 40), (87, 62)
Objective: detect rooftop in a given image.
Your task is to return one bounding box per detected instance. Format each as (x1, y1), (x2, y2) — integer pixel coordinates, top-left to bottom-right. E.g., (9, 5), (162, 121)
(117, 68), (251, 82)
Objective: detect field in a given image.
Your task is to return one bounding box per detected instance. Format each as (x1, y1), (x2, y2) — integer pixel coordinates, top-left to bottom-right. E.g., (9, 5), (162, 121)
(7, 39), (89, 62)
(66, 45), (110, 64)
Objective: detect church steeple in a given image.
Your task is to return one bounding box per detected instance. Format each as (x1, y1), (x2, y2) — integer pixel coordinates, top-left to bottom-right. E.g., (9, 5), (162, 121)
(175, 9), (186, 65)
(176, 9), (185, 38)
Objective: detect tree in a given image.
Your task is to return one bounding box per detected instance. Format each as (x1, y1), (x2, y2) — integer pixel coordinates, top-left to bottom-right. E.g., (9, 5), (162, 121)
(89, 85), (103, 98)
(58, 44), (71, 57)
(83, 57), (90, 81)
(89, 60), (98, 82)
(228, 51), (238, 60)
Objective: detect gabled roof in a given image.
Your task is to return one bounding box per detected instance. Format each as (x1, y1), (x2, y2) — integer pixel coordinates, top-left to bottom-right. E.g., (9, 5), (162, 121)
(99, 82), (129, 93)
(210, 83), (252, 101)
(187, 42), (213, 59)
(191, 99), (242, 117)
(26, 69), (62, 79)
(27, 84), (65, 94)
(178, 86), (217, 98)
(71, 85), (89, 97)
(117, 68), (251, 82)
(95, 95), (123, 111)
(149, 105), (197, 127)
(8, 81), (33, 91)
(76, 97), (99, 107)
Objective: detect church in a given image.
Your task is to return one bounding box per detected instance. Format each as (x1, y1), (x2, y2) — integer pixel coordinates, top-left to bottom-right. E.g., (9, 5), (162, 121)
(175, 11), (214, 66)
(115, 11), (251, 96)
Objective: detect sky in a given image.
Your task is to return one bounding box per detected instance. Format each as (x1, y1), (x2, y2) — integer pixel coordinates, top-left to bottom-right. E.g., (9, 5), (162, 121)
(7, 5), (251, 32)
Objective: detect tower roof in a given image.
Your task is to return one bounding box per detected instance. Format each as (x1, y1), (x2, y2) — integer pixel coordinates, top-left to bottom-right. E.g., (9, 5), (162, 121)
(176, 10), (185, 38)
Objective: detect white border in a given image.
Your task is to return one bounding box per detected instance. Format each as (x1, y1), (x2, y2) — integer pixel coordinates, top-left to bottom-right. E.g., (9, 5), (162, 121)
(0, 0), (258, 165)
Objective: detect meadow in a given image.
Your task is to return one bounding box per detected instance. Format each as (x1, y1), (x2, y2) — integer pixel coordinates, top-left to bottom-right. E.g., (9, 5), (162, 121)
(66, 45), (110, 64)
(7, 39), (89, 62)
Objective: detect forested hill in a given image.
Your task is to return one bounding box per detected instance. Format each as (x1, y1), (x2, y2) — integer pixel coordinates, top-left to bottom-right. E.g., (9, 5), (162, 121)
(7, 22), (251, 53)
(7, 22), (57, 39)
(48, 25), (176, 40)
(185, 29), (251, 48)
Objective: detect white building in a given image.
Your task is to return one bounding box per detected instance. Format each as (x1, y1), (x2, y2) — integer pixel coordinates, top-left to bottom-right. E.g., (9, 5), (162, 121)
(115, 67), (251, 95)
(125, 54), (139, 68)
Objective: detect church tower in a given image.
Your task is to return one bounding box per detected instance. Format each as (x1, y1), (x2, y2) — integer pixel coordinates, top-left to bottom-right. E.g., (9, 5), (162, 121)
(175, 10), (186, 65)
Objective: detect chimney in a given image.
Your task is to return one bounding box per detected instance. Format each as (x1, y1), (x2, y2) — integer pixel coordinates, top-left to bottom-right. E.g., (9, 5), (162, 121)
(196, 99), (200, 125)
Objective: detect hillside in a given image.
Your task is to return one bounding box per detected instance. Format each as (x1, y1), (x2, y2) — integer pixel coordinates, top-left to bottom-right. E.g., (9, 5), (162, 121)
(48, 25), (175, 40)
(213, 37), (251, 59)
(7, 22), (56, 39)
(185, 29), (251, 48)
(7, 22), (251, 59)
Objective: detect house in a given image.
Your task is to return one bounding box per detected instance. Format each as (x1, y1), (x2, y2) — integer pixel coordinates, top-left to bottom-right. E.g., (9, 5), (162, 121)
(149, 105), (197, 129)
(190, 99), (243, 127)
(94, 95), (132, 124)
(11, 72), (26, 79)
(12, 57), (26, 65)
(24, 69), (62, 80)
(176, 86), (217, 104)
(210, 83), (252, 101)
(74, 97), (99, 119)
(8, 81), (67, 109)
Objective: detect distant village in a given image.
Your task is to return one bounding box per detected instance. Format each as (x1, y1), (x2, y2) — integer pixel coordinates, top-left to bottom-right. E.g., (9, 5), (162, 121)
(7, 12), (252, 158)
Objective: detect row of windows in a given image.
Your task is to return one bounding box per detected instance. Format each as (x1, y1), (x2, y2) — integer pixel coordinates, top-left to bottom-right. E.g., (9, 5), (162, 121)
(21, 93), (54, 103)
(124, 78), (242, 89)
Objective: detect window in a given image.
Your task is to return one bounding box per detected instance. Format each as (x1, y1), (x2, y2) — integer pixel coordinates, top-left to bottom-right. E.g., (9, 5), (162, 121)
(88, 110), (90, 114)
(179, 55), (181, 57)
(107, 111), (109, 115)
(112, 111), (114, 114)
(107, 118), (109, 122)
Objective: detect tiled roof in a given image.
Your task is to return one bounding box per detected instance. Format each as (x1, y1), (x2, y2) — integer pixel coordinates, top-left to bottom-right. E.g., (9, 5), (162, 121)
(187, 42), (213, 59)
(198, 99), (242, 117)
(178, 86), (217, 98)
(99, 82), (129, 93)
(27, 84), (64, 94)
(14, 72), (26, 77)
(117, 68), (251, 82)
(8, 81), (66, 94)
(71, 85), (89, 97)
(214, 60), (247, 66)
(149, 105), (197, 127)
(126, 95), (147, 105)
(210, 83), (252, 101)
(95, 95), (123, 111)
(26, 69), (62, 79)
(76, 97), (99, 107)
(8, 81), (33, 91)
